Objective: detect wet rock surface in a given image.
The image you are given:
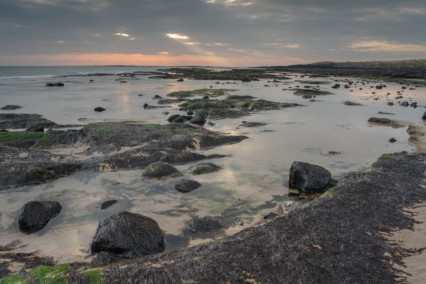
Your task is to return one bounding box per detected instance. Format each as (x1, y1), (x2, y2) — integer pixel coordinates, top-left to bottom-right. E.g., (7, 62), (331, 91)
(91, 212), (165, 260)
(1, 105), (21, 110)
(18, 201), (62, 234)
(0, 118), (247, 189)
(186, 216), (223, 233)
(100, 200), (118, 210)
(289, 162), (337, 194)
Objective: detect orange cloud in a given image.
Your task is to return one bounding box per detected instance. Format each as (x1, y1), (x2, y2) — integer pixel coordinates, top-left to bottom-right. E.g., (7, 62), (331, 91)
(348, 41), (426, 52)
(0, 53), (311, 67)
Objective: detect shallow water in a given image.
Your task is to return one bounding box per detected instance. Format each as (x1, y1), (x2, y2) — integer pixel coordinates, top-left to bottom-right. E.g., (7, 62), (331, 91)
(1, 68), (425, 262)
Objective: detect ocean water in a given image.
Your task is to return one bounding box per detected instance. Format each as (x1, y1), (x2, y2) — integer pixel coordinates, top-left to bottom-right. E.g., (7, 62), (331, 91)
(0, 66), (425, 262)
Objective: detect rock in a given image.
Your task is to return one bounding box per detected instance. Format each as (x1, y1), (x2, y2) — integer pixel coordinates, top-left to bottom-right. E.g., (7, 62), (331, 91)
(192, 163), (220, 175)
(344, 101), (363, 106)
(175, 179), (201, 193)
(387, 102), (394, 106)
(45, 82), (64, 87)
(153, 95), (162, 99)
(186, 216), (223, 233)
(167, 114), (180, 122)
(289, 162), (337, 194)
(1, 105), (21, 110)
(241, 78), (251, 82)
(401, 101), (409, 107)
(389, 138), (397, 143)
(331, 84), (340, 89)
(207, 122), (215, 126)
(190, 111), (208, 125)
(410, 102), (417, 108)
(177, 78), (184, 82)
(100, 200), (118, 210)
(94, 107), (106, 112)
(172, 115), (192, 123)
(187, 110), (194, 116)
(423, 111), (426, 120)
(240, 122), (267, 127)
(142, 161), (183, 179)
(375, 85), (383, 89)
(91, 212), (165, 259)
(25, 124), (45, 132)
(18, 201), (62, 234)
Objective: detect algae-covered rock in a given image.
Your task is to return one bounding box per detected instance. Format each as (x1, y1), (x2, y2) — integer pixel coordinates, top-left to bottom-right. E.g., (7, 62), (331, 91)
(91, 212), (165, 259)
(192, 163), (220, 175)
(142, 161), (183, 178)
(1, 105), (21, 110)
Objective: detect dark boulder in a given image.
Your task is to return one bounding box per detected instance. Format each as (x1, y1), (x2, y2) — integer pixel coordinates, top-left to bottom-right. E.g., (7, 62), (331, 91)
(400, 101), (409, 107)
(94, 107), (106, 112)
(423, 111), (426, 120)
(100, 200), (118, 210)
(45, 82), (64, 87)
(240, 122), (267, 127)
(91, 212), (165, 259)
(167, 114), (180, 122)
(177, 78), (184, 82)
(289, 162), (337, 194)
(389, 138), (397, 143)
(153, 95), (162, 99)
(190, 111), (208, 125)
(142, 161), (183, 179)
(18, 201), (62, 234)
(175, 179), (201, 193)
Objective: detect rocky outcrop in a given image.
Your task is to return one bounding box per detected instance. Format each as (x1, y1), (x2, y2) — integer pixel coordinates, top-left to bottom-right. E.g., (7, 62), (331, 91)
(91, 212), (164, 259)
(289, 162), (337, 193)
(18, 201), (62, 234)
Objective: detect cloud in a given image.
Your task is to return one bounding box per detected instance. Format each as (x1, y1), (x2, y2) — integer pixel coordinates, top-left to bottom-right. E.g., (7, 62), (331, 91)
(166, 33), (189, 40)
(206, 0), (253, 7)
(115, 33), (129, 37)
(159, 51), (169, 55)
(284, 44), (299, 49)
(348, 41), (426, 52)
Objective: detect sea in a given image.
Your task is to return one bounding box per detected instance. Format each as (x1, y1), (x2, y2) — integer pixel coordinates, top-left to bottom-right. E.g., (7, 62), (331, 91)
(0, 66), (425, 262)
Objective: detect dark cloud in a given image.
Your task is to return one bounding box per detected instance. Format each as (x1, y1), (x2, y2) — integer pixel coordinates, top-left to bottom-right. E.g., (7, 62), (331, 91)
(0, 0), (425, 64)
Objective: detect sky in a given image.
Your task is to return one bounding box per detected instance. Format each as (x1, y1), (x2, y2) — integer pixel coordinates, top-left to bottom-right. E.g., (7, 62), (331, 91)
(0, 0), (425, 66)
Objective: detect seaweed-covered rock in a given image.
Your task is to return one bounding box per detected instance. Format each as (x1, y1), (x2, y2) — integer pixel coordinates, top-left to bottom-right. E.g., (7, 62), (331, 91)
(190, 111), (208, 125)
(289, 162), (337, 194)
(18, 201), (62, 234)
(175, 179), (201, 193)
(192, 163), (220, 175)
(91, 212), (165, 259)
(142, 162), (183, 178)
(1, 105), (21, 110)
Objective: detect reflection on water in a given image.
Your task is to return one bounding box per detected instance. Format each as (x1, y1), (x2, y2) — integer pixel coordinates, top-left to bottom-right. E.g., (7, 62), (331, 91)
(0, 72), (425, 262)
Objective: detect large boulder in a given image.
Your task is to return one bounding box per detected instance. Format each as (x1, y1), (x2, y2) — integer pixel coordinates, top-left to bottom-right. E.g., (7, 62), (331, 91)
(18, 201), (62, 234)
(91, 212), (164, 259)
(289, 162), (337, 194)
